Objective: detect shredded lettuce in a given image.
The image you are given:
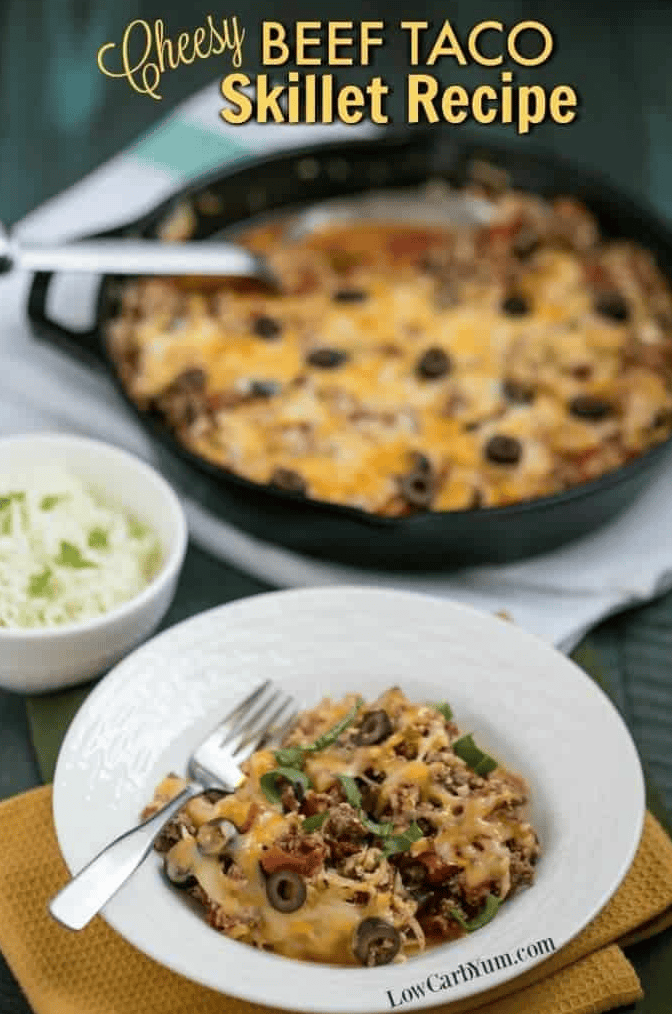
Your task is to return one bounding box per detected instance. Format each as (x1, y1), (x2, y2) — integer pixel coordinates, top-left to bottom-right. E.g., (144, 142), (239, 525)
(0, 467), (163, 628)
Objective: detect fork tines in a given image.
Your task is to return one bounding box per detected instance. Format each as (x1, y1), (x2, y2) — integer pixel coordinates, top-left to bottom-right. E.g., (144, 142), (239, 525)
(208, 681), (296, 759)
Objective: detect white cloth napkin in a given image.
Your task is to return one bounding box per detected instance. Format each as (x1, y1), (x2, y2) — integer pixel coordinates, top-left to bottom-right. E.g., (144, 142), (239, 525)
(3, 81), (672, 652)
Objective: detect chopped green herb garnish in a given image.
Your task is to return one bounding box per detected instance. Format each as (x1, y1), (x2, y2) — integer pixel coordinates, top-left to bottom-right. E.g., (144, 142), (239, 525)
(142, 544), (162, 581)
(274, 745), (306, 768)
(336, 775), (394, 836)
(0, 492), (24, 535)
(452, 733), (498, 776)
(302, 811), (329, 832)
(435, 702), (453, 721)
(128, 517), (149, 539)
(87, 527), (109, 549)
(449, 893), (501, 932)
(274, 698), (362, 769)
(27, 567), (54, 598)
(337, 774), (362, 809)
(309, 699), (363, 752)
(40, 494), (68, 511)
(54, 540), (97, 569)
(260, 767), (312, 807)
(360, 813), (394, 837)
(474, 755), (498, 776)
(381, 821), (424, 858)
(466, 893), (501, 930)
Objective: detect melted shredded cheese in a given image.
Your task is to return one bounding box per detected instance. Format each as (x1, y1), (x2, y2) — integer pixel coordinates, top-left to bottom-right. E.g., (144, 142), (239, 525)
(147, 687), (540, 965)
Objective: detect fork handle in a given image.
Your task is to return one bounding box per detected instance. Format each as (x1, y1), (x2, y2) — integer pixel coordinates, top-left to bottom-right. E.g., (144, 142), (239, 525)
(48, 783), (202, 930)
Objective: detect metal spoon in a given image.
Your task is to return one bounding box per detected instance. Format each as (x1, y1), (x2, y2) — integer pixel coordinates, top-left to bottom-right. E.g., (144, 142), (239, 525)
(0, 187), (487, 290)
(0, 221), (280, 289)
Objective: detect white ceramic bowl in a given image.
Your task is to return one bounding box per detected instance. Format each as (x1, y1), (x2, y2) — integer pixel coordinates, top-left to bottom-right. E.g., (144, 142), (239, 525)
(0, 433), (188, 693)
(53, 587), (644, 1013)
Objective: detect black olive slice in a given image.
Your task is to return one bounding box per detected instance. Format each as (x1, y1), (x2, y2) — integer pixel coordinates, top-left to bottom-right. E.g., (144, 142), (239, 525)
(399, 469), (435, 510)
(353, 917), (402, 966)
(568, 395), (613, 421)
(415, 347), (452, 380)
(252, 314), (282, 339)
(502, 378), (536, 405)
(594, 292), (629, 322)
(249, 379), (280, 398)
(266, 870), (307, 913)
(484, 434), (523, 465)
(306, 347), (349, 369)
(501, 294), (530, 316)
(163, 848), (196, 889)
(270, 468), (308, 495)
(355, 710), (393, 746)
(196, 819), (239, 857)
(333, 288), (368, 303)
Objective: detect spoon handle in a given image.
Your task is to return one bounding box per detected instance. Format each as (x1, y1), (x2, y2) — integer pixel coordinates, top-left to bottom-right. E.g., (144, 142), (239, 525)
(11, 238), (278, 286)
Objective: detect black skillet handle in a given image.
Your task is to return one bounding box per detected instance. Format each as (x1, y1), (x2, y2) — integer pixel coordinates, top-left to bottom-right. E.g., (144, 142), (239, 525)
(27, 269), (106, 371)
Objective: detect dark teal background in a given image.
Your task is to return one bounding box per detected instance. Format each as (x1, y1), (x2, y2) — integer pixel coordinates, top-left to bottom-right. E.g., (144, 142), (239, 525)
(2, 1), (672, 224)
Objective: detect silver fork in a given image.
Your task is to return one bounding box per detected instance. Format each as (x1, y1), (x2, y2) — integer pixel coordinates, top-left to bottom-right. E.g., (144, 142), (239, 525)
(48, 680), (295, 931)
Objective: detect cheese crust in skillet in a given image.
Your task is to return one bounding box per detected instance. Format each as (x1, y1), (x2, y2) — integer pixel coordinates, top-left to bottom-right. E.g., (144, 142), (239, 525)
(108, 177), (672, 514)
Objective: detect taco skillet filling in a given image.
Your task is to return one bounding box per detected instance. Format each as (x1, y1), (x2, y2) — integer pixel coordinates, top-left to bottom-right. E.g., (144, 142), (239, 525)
(108, 170), (672, 515)
(143, 688), (540, 965)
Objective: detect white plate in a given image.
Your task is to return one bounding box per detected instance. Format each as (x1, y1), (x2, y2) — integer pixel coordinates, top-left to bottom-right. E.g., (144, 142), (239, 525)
(53, 587), (644, 1013)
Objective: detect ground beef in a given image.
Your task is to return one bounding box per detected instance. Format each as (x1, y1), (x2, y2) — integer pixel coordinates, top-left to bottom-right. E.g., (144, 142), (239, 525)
(301, 785), (342, 816)
(206, 900), (258, 935)
(153, 367), (210, 428)
(323, 802), (366, 839)
(261, 831), (328, 876)
(152, 812), (196, 853)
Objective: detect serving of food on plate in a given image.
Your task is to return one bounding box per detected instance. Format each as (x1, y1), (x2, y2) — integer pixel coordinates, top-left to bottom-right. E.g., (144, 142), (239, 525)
(108, 167), (672, 516)
(143, 687), (540, 966)
(51, 587), (645, 1012)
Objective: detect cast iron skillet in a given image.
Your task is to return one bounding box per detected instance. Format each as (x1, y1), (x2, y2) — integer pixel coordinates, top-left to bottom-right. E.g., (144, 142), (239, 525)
(26, 128), (672, 570)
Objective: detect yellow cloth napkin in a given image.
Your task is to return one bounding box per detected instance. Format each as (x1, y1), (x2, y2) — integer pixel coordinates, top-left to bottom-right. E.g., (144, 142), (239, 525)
(2, 788), (672, 1014)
